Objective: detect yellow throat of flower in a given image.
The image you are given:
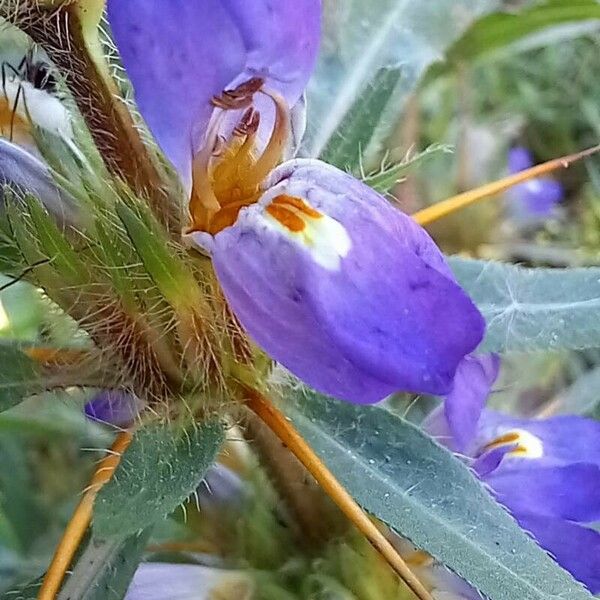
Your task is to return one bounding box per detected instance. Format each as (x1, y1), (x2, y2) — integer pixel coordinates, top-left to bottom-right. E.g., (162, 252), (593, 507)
(187, 78), (290, 236)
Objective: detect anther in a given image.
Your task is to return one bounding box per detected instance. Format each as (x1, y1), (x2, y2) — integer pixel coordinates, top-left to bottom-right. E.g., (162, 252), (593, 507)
(233, 107), (260, 137)
(211, 135), (226, 157)
(211, 77), (264, 110)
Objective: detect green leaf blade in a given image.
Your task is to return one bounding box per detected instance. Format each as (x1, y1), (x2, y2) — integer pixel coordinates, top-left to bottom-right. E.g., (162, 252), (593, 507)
(450, 258), (600, 353)
(93, 420), (224, 538)
(446, 0), (600, 65)
(0, 344), (41, 412)
(320, 67), (403, 172)
(57, 530), (151, 600)
(283, 389), (593, 600)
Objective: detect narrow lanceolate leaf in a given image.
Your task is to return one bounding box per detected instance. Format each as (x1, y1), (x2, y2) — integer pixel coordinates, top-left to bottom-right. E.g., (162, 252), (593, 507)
(57, 529), (151, 600)
(320, 67), (402, 172)
(0, 344), (42, 412)
(1, 576), (44, 600)
(364, 144), (453, 193)
(94, 420), (224, 538)
(450, 257), (600, 353)
(302, 0), (499, 158)
(444, 0), (600, 65)
(283, 389), (593, 600)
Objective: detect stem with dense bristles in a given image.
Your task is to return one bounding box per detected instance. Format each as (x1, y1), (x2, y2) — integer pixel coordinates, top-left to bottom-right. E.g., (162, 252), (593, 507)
(38, 431), (133, 600)
(412, 145), (600, 226)
(245, 389), (433, 600)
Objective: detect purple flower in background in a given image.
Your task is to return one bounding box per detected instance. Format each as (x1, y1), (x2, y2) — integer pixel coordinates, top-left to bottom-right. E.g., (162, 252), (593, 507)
(84, 390), (142, 428)
(507, 147), (564, 218)
(125, 563), (253, 600)
(426, 388), (600, 592)
(108, 1), (485, 404)
(0, 71), (81, 228)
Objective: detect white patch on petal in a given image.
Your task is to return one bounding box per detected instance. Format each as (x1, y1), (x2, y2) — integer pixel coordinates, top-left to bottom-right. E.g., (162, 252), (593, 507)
(257, 194), (351, 270)
(484, 428), (544, 460)
(3, 78), (73, 141)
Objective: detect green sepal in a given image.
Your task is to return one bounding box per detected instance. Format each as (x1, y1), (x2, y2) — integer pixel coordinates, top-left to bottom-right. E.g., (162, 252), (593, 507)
(116, 201), (204, 312)
(4, 200), (64, 294)
(25, 195), (90, 285)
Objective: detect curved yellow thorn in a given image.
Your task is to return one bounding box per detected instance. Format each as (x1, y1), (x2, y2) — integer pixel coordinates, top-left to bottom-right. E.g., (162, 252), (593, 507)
(245, 389), (433, 600)
(413, 145), (600, 226)
(38, 431), (132, 600)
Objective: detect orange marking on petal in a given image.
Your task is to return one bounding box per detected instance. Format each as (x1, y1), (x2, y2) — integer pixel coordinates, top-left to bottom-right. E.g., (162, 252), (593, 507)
(266, 203), (306, 232)
(483, 431), (520, 451)
(272, 194), (323, 218)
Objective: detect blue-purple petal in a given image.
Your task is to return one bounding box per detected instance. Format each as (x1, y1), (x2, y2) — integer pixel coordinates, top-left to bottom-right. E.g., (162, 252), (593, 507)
(220, 0), (320, 103)
(210, 159), (484, 403)
(472, 445), (514, 478)
(507, 147), (563, 218)
(108, 0), (245, 188)
(515, 513), (600, 593)
(487, 463), (600, 522)
(443, 354), (500, 451)
(508, 147), (534, 173)
(108, 0), (321, 187)
(0, 138), (81, 228)
(511, 179), (564, 218)
(125, 563), (251, 600)
(197, 464), (246, 512)
(84, 390), (141, 428)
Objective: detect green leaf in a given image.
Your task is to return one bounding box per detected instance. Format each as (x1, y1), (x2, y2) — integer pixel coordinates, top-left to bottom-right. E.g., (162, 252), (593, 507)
(0, 436), (48, 553)
(0, 344), (42, 412)
(445, 0), (600, 65)
(303, 0), (499, 160)
(1, 576), (44, 600)
(364, 144), (454, 193)
(282, 389), (593, 600)
(57, 530), (151, 600)
(450, 257), (600, 353)
(320, 67), (402, 171)
(94, 420), (224, 538)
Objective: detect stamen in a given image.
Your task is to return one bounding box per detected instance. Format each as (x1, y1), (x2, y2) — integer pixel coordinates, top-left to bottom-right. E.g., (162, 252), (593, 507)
(233, 107), (260, 138)
(239, 88), (290, 192)
(211, 77), (264, 110)
(482, 428), (544, 459)
(212, 114), (261, 204)
(189, 109), (227, 230)
(188, 79), (291, 236)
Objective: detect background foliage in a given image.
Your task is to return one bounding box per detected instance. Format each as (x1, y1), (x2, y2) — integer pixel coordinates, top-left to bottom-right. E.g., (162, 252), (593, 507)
(1, 0), (600, 598)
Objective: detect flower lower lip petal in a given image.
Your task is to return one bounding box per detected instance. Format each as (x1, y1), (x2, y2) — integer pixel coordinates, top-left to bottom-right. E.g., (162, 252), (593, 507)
(211, 159), (484, 403)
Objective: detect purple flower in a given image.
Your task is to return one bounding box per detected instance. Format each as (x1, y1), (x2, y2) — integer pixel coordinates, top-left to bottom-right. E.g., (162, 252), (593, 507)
(108, 1), (485, 403)
(0, 138), (80, 227)
(425, 383), (600, 592)
(507, 147), (564, 218)
(124, 563), (253, 600)
(0, 82), (82, 230)
(84, 389), (142, 428)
